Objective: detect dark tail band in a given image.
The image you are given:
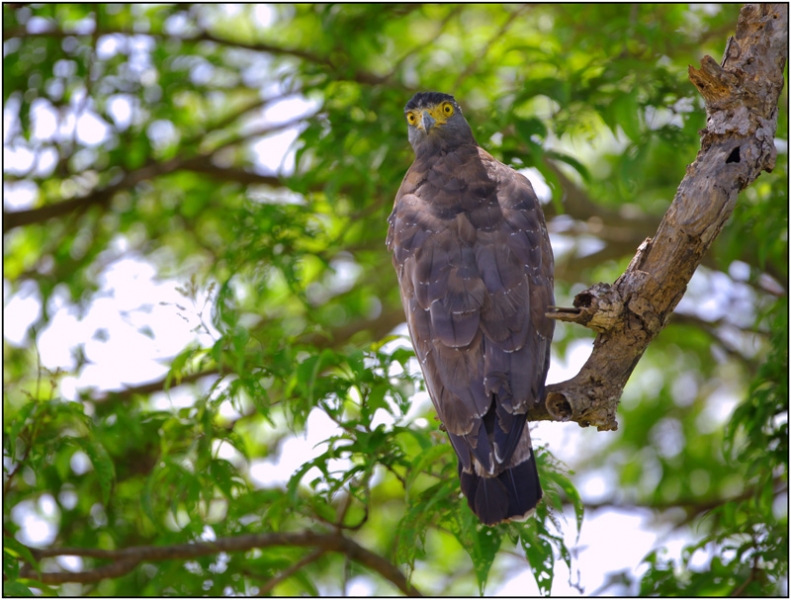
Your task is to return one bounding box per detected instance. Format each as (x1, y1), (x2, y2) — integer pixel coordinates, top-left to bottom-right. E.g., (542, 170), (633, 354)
(459, 453), (542, 526)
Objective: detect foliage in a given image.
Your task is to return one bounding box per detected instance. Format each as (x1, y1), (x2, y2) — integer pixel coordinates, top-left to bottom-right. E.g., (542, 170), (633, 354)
(3, 3), (787, 596)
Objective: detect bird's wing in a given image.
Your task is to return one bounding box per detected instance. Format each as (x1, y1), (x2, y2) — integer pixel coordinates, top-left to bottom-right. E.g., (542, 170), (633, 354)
(387, 145), (554, 477)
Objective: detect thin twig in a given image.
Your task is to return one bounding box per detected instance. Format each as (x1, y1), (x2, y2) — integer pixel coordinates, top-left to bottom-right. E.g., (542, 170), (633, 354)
(730, 538), (761, 597)
(386, 6), (462, 81)
(255, 548), (326, 596)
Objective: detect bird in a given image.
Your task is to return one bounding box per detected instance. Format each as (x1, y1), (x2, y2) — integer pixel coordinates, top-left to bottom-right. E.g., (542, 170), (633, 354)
(386, 91), (555, 526)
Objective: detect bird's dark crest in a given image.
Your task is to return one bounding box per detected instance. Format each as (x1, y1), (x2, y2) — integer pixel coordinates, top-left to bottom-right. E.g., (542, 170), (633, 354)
(405, 91), (458, 112)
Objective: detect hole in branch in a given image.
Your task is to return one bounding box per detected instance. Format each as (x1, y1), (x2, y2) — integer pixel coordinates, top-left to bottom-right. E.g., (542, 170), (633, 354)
(545, 392), (573, 421)
(574, 291), (594, 308)
(726, 146), (741, 163)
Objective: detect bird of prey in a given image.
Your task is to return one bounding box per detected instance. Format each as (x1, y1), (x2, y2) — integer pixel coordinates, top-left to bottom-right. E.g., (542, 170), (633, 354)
(386, 92), (555, 525)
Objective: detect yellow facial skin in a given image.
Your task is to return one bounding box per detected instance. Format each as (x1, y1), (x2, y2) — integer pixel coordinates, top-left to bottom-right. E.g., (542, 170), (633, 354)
(406, 101), (455, 132)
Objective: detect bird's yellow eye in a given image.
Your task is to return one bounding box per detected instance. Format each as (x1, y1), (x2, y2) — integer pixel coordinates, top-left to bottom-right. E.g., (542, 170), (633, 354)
(442, 102), (454, 116)
(406, 112), (417, 125)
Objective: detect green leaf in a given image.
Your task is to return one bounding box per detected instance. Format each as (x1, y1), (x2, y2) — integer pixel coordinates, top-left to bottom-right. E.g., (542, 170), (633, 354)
(167, 343), (200, 388)
(287, 447), (338, 502)
(611, 89), (641, 142)
(514, 117), (548, 143)
(3, 537), (39, 575)
(394, 425), (433, 452)
(521, 527), (555, 596)
(545, 150), (591, 183)
(518, 77), (571, 107)
(6, 401), (37, 459)
(142, 470), (159, 526)
(405, 443), (453, 492)
(3, 580), (34, 596)
(540, 465), (584, 539)
(395, 478), (458, 569)
(209, 459), (241, 500)
(451, 509), (503, 594)
(75, 437), (116, 505)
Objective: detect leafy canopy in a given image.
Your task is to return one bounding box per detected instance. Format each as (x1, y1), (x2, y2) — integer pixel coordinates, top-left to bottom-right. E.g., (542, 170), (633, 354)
(3, 4), (787, 596)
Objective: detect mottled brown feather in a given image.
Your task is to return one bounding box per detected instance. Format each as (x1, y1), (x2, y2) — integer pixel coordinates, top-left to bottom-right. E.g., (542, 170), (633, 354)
(387, 98), (554, 524)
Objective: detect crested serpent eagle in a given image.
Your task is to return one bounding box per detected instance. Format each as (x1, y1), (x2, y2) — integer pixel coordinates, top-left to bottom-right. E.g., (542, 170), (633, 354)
(386, 92), (555, 525)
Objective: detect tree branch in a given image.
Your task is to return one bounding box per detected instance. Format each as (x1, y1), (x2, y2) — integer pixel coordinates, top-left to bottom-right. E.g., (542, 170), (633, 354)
(19, 531), (421, 596)
(2, 118), (307, 233)
(181, 30), (389, 86)
(529, 3), (787, 430)
(3, 24), (392, 86)
(578, 476), (787, 522)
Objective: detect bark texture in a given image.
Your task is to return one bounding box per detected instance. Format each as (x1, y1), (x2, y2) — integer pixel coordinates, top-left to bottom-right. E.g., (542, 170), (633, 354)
(533, 3), (787, 431)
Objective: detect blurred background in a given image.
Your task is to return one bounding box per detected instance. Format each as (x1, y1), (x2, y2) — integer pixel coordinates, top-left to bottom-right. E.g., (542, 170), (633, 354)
(3, 4), (787, 596)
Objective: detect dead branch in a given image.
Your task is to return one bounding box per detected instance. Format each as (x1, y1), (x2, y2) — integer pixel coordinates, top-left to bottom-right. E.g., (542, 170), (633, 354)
(532, 3), (787, 430)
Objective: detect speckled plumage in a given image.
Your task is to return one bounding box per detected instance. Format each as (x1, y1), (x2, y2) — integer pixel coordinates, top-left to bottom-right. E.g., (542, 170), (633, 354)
(387, 92), (555, 525)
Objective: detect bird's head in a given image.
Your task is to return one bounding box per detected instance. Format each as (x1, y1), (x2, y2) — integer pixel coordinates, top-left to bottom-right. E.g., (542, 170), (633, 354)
(404, 92), (476, 156)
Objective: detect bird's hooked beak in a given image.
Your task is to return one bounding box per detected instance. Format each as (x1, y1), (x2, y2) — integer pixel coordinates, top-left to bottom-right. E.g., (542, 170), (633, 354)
(421, 110), (436, 134)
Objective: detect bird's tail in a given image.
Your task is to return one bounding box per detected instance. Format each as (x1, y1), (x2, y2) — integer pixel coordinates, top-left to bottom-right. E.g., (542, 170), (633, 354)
(459, 451), (542, 526)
